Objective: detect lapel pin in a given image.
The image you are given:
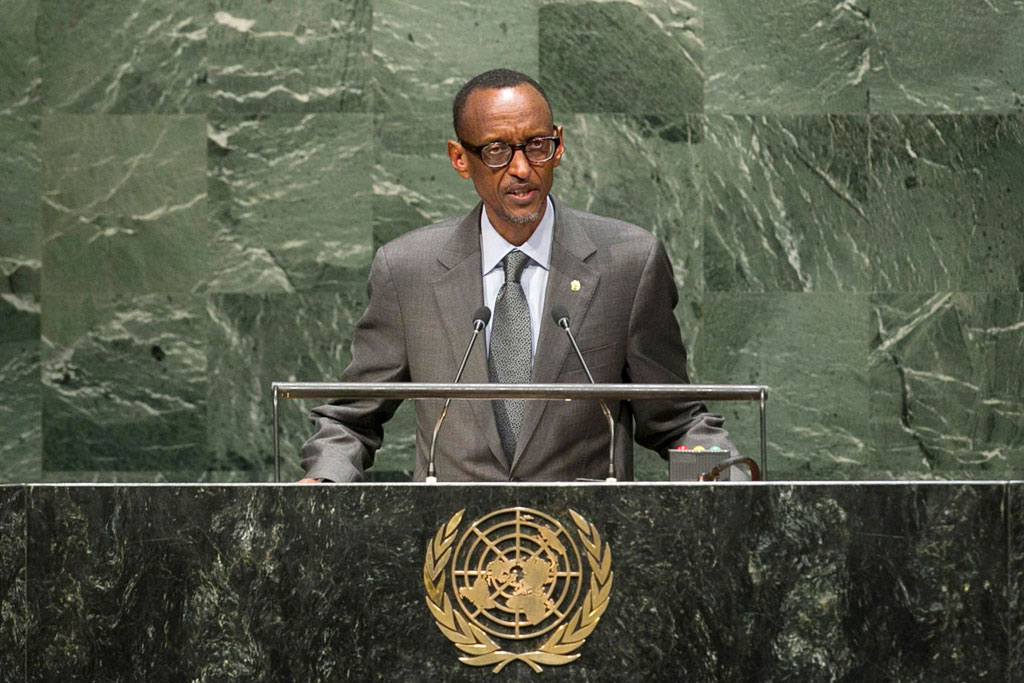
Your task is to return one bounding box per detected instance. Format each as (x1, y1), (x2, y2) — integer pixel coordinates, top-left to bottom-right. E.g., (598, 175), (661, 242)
(570, 280), (581, 292)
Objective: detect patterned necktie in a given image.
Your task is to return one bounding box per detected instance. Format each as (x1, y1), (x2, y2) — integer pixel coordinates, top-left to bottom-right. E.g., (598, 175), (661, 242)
(488, 250), (532, 460)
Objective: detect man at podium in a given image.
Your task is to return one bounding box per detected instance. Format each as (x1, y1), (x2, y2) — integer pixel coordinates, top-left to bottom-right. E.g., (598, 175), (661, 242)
(300, 69), (735, 482)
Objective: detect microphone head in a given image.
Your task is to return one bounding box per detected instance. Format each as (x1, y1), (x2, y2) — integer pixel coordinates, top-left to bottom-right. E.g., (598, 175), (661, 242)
(551, 304), (570, 328)
(473, 306), (492, 326)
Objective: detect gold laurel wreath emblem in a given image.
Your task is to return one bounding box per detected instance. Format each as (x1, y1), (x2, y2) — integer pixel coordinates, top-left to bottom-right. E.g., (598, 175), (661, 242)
(423, 508), (613, 673)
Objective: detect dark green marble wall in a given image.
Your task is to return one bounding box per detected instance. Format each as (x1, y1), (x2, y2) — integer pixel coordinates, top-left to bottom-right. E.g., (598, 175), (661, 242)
(1, 0), (1022, 482)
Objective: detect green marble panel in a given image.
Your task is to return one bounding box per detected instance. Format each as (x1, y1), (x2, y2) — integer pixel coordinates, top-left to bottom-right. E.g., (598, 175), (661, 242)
(40, 115), (208, 295)
(37, 0), (206, 113)
(869, 115), (1024, 293)
(205, 114), (373, 293)
(207, 0), (371, 113)
(751, 489), (854, 674)
(373, 113), (482, 248)
(0, 0), (39, 112)
(0, 0), (39, 295)
(539, 1), (702, 115)
(41, 294), (207, 471)
(17, 483), (1012, 680)
(2, 0), (42, 297)
(557, 114), (705, 297)
(206, 287), (403, 479)
(700, 292), (872, 479)
(0, 487), (25, 681)
(0, 295), (41, 483)
(627, 448), (665, 483)
(0, 116), (40, 294)
(871, 0), (1024, 113)
(373, 0), (538, 114)
(701, 115), (872, 292)
(1012, 485), (1023, 681)
(869, 293), (1024, 479)
(837, 484), (1010, 680)
(703, 0), (870, 114)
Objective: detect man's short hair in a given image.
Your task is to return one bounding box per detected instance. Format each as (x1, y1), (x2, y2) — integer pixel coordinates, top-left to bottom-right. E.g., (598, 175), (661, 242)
(452, 69), (552, 140)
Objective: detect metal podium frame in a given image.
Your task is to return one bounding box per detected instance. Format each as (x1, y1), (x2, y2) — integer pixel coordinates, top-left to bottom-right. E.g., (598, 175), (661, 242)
(270, 382), (769, 483)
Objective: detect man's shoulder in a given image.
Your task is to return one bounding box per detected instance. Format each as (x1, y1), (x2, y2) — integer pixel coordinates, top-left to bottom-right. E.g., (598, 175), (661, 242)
(371, 212), (476, 278)
(557, 203), (660, 248)
(379, 214), (466, 254)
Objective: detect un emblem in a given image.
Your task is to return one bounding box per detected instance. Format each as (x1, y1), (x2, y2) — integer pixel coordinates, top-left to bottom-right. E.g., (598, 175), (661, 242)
(424, 507), (613, 673)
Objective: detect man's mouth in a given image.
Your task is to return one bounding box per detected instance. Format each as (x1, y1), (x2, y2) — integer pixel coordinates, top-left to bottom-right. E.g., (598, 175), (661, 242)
(507, 186), (537, 201)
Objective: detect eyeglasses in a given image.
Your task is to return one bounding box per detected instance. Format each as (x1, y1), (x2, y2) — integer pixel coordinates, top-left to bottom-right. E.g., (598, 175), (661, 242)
(459, 135), (561, 168)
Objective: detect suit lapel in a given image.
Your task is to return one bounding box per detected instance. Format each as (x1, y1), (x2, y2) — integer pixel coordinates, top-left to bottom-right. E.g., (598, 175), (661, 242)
(512, 202), (599, 470)
(433, 204), (508, 470)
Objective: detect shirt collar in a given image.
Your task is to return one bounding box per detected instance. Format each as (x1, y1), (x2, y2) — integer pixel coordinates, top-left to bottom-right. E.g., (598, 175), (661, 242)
(480, 196), (555, 275)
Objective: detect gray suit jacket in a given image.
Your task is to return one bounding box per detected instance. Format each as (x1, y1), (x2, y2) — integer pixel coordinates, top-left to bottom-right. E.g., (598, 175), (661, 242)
(301, 199), (734, 482)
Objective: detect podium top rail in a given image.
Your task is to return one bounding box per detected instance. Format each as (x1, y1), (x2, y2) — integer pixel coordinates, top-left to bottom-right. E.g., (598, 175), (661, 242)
(269, 382), (770, 482)
(271, 382), (768, 401)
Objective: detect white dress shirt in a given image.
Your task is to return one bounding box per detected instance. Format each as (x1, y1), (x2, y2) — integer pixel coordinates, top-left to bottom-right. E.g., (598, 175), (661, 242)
(479, 197), (554, 359)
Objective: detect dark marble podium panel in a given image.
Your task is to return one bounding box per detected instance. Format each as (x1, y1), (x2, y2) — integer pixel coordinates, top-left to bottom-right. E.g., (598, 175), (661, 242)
(0, 482), (1019, 682)
(0, 487), (25, 683)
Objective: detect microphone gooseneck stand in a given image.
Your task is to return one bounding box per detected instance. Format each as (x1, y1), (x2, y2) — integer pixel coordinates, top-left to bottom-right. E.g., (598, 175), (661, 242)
(426, 306), (491, 483)
(550, 305), (617, 482)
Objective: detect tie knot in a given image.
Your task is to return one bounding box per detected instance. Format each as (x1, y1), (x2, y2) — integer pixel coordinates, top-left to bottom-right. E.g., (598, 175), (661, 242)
(503, 250), (529, 282)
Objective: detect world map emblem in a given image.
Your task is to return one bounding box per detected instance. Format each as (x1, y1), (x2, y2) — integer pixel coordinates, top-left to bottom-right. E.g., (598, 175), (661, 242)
(423, 507), (613, 673)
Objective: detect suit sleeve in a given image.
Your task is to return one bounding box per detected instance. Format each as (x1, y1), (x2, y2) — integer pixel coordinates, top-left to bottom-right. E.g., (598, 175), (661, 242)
(299, 246), (410, 482)
(624, 238), (738, 456)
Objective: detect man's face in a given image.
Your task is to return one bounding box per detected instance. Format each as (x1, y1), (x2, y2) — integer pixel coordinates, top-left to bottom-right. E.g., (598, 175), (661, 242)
(448, 84), (564, 243)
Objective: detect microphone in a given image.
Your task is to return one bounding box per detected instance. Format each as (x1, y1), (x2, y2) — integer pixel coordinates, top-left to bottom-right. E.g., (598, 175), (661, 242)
(550, 305), (617, 482)
(426, 306), (491, 482)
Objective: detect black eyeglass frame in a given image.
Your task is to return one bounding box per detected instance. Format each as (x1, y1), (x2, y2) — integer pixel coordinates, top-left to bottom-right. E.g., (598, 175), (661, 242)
(458, 135), (562, 168)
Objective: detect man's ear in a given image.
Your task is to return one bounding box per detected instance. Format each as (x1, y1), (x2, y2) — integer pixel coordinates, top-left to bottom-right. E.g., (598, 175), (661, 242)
(447, 140), (472, 179)
(551, 125), (565, 168)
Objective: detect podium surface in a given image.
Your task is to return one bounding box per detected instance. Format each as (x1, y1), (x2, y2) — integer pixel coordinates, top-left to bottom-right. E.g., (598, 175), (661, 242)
(1, 482), (1020, 681)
